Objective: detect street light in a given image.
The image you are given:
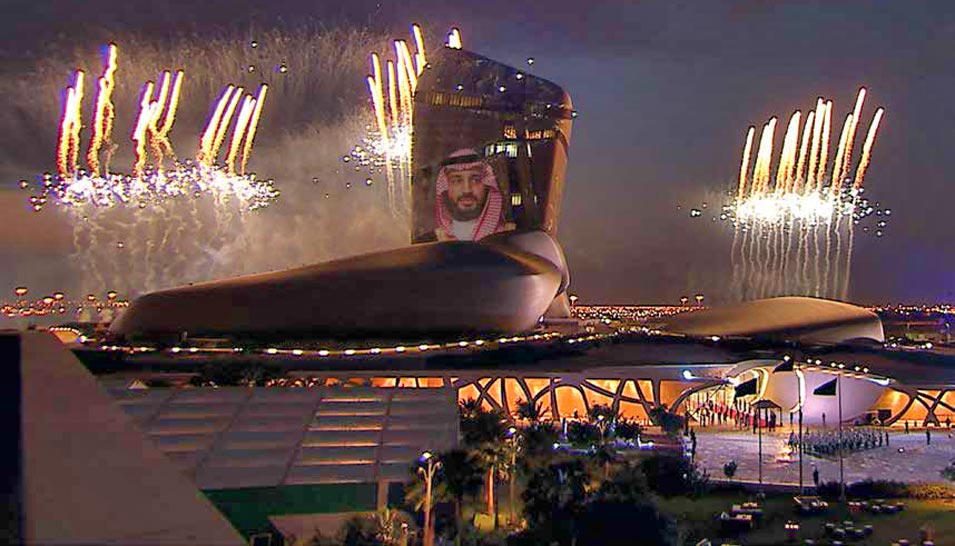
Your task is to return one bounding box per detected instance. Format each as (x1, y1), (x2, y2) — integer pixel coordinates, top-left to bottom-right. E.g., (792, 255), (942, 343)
(418, 451), (442, 546)
(506, 426), (520, 526)
(773, 355), (805, 495)
(694, 294), (704, 307)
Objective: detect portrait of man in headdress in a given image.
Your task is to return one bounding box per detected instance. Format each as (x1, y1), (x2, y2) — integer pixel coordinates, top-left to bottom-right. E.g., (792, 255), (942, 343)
(433, 148), (506, 241)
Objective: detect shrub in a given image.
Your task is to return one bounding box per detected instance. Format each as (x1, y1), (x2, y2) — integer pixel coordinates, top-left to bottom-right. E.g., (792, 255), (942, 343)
(648, 405), (685, 436)
(567, 421), (601, 447)
(941, 460), (955, 482)
(615, 419), (642, 442)
(723, 460), (738, 480)
(817, 479), (955, 500)
(847, 478), (909, 498)
(640, 454), (709, 497)
(907, 482), (955, 499)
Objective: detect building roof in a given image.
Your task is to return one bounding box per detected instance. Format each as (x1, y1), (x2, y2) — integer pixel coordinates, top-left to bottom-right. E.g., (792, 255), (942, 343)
(104, 383), (459, 489)
(663, 296), (885, 344)
(15, 332), (244, 545)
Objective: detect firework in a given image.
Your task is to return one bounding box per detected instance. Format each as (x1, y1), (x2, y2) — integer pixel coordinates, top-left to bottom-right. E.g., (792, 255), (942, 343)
(86, 43), (118, 176)
(717, 88), (887, 301)
(34, 45), (275, 213)
(350, 24), (443, 214)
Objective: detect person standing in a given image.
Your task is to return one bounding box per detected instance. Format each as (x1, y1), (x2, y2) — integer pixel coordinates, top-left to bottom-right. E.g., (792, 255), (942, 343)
(905, 420), (910, 434)
(812, 467), (820, 487)
(822, 412), (827, 429)
(926, 428), (932, 446)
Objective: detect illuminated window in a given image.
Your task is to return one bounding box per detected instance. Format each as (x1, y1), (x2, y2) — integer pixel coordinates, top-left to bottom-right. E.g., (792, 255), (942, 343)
(511, 193), (522, 206)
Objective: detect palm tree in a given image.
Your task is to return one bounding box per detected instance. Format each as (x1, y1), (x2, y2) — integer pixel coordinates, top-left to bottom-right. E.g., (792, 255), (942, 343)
(459, 401), (508, 523)
(516, 398), (543, 423)
(437, 449), (483, 545)
(521, 459), (593, 545)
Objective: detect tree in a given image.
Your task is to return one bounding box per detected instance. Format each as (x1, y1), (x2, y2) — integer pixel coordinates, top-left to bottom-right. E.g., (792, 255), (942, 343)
(614, 418), (642, 443)
(566, 421), (600, 447)
(459, 400), (508, 522)
(515, 398), (543, 423)
(519, 421), (560, 472)
(640, 454), (708, 497)
(648, 405), (685, 436)
(587, 404), (619, 439)
(577, 499), (677, 546)
(310, 515), (385, 546)
(597, 463), (649, 503)
(439, 449), (484, 545)
(521, 459), (593, 545)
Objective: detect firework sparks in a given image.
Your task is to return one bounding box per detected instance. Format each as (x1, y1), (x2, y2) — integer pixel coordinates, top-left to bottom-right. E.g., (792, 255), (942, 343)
(87, 43), (118, 177)
(350, 24), (450, 213)
(853, 107), (885, 189)
(713, 88), (887, 301)
(30, 44), (277, 214)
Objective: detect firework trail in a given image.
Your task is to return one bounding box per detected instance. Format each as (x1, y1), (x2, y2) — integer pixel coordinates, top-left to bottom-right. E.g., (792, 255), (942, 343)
(723, 88), (886, 301)
(26, 43), (279, 297)
(853, 108), (885, 189)
(87, 43), (118, 177)
(353, 24), (436, 216)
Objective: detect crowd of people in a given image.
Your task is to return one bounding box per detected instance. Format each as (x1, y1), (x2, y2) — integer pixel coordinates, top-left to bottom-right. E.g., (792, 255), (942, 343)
(684, 397), (787, 432)
(792, 427), (889, 457)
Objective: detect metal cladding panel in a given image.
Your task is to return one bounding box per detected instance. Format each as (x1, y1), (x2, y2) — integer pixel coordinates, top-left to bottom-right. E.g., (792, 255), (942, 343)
(170, 389), (249, 403)
(284, 464), (376, 485)
(149, 433), (218, 452)
(294, 446), (378, 465)
(217, 430), (302, 450)
(248, 387), (323, 403)
(309, 415), (386, 431)
(315, 400), (388, 416)
(161, 403), (241, 418)
(378, 445), (423, 463)
(110, 386), (459, 489)
(148, 416), (232, 435)
(230, 415), (310, 432)
(301, 429), (381, 447)
(412, 48), (573, 243)
(197, 466), (288, 490)
(204, 448), (293, 466)
(378, 462), (417, 481)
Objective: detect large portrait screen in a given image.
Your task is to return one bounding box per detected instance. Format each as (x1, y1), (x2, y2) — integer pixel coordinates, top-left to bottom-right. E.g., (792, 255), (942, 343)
(411, 49), (573, 244)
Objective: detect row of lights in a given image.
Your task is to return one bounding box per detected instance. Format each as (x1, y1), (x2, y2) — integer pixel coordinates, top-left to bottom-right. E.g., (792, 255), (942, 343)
(100, 331), (569, 357)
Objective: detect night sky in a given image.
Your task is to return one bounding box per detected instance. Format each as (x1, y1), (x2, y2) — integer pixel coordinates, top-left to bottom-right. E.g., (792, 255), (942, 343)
(2, 1), (953, 304)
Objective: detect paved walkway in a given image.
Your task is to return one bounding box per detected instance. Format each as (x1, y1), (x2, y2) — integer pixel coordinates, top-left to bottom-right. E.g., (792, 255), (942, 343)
(691, 427), (955, 485)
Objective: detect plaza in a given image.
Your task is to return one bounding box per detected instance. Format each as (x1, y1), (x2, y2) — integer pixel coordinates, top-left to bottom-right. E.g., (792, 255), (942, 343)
(694, 427), (955, 486)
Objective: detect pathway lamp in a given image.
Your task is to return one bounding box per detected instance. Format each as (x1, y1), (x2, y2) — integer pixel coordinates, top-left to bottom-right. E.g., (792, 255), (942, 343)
(418, 451), (442, 546)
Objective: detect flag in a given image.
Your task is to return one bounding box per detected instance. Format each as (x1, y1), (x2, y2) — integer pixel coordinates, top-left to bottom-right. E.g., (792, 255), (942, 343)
(773, 359), (795, 373)
(813, 378), (837, 396)
(734, 378), (758, 398)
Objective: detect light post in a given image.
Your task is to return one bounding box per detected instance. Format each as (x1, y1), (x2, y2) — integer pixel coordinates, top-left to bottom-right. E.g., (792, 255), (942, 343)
(773, 355), (805, 495)
(418, 451), (442, 546)
(694, 294), (704, 307)
(506, 426), (519, 527)
(811, 365), (845, 501)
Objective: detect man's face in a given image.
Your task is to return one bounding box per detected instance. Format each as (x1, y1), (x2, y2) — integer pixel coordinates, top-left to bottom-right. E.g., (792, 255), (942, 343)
(445, 165), (489, 221)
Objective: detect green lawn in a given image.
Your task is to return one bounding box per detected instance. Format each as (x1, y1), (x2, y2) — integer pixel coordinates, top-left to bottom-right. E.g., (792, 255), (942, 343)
(659, 492), (955, 545)
(203, 483), (378, 538)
